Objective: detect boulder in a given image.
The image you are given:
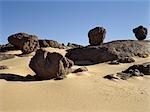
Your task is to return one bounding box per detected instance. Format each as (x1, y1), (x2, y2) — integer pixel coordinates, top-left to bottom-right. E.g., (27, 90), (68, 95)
(39, 39), (65, 49)
(66, 40), (150, 65)
(29, 49), (74, 80)
(88, 27), (106, 45)
(8, 32), (39, 54)
(133, 26), (148, 40)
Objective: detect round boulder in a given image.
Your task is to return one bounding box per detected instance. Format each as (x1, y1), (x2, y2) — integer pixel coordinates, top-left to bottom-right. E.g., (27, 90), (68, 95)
(133, 26), (148, 40)
(8, 32), (39, 54)
(29, 49), (74, 80)
(88, 27), (106, 45)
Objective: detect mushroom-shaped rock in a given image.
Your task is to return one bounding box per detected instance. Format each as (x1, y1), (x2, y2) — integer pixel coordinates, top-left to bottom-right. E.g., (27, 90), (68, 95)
(29, 49), (74, 80)
(8, 33), (39, 54)
(88, 27), (106, 45)
(133, 26), (148, 40)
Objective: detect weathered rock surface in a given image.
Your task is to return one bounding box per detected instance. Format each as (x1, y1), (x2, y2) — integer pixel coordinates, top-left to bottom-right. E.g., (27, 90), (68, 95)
(133, 26), (148, 40)
(0, 54), (15, 61)
(39, 39), (65, 49)
(8, 33), (39, 54)
(29, 49), (74, 80)
(88, 27), (106, 45)
(66, 40), (150, 65)
(0, 43), (17, 52)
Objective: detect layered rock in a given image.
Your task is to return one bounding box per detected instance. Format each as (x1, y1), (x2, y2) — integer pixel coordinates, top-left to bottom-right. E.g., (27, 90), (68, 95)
(66, 40), (150, 65)
(8, 33), (39, 54)
(88, 27), (106, 45)
(29, 49), (74, 80)
(133, 26), (148, 40)
(39, 39), (65, 49)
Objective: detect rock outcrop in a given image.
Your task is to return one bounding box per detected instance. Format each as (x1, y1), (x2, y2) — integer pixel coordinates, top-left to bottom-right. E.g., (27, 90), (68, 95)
(104, 62), (150, 80)
(0, 54), (15, 61)
(88, 27), (106, 45)
(66, 40), (150, 65)
(8, 33), (39, 54)
(39, 39), (65, 49)
(29, 49), (74, 80)
(67, 43), (84, 48)
(133, 26), (148, 40)
(0, 43), (17, 52)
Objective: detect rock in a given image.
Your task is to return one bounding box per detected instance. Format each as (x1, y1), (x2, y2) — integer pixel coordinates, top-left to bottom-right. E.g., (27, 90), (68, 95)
(67, 43), (84, 48)
(72, 67), (88, 73)
(124, 62), (150, 75)
(0, 54), (15, 61)
(29, 49), (74, 80)
(0, 65), (8, 70)
(39, 39), (65, 49)
(109, 60), (120, 65)
(88, 27), (106, 45)
(8, 32), (39, 54)
(133, 25), (148, 40)
(66, 40), (150, 65)
(118, 57), (135, 63)
(0, 43), (17, 52)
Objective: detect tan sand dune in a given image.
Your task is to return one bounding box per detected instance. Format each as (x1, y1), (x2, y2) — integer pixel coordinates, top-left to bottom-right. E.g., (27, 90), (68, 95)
(0, 47), (150, 112)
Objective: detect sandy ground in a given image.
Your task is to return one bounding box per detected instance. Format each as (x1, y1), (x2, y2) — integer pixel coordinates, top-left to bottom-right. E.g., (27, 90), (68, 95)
(0, 47), (150, 112)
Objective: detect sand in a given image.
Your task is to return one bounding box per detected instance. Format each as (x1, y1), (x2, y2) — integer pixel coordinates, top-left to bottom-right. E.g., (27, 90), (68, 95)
(0, 47), (150, 112)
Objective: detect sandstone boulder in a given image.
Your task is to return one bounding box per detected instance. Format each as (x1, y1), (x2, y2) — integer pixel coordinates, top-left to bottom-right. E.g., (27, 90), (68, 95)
(29, 49), (74, 80)
(88, 27), (106, 45)
(8, 33), (39, 54)
(133, 26), (148, 40)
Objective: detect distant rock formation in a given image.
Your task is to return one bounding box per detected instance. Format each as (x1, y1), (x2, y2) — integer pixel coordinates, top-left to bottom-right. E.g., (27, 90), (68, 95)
(39, 39), (65, 49)
(29, 49), (74, 80)
(0, 54), (15, 61)
(133, 25), (148, 40)
(0, 43), (17, 52)
(88, 27), (106, 45)
(67, 43), (84, 48)
(66, 40), (150, 65)
(104, 62), (150, 80)
(8, 32), (39, 54)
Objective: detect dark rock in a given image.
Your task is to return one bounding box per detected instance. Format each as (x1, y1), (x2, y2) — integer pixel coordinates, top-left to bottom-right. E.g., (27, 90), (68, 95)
(39, 39), (65, 49)
(72, 67), (88, 73)
(8, 32), (39, 54)
(0, 65), (8, 70)
(0, 54), (15, 61)
(124, 62), (150, 75)
(116, 72), (132, 80)
(88, 27), (106, 45)
(67, 43), (84, 48)
(109, 60), (120, 65)
(66, 40), (150, 65)
(133, 26), (148, 40)
(29, 49), (74, 80)
(118, 57), (135, 63)
(0, 43), (17, 52)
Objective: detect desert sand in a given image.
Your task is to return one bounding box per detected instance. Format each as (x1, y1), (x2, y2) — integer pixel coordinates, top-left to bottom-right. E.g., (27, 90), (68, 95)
(0, 47), (150, 112)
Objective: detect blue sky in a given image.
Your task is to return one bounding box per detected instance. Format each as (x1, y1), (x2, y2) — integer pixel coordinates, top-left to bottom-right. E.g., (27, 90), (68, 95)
(0, 0), (149, 45)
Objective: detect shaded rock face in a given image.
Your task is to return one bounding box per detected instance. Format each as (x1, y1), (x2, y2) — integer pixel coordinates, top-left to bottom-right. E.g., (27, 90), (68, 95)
(29, 49), (74, 80)
(0, 54), (15, 61)
(0, 43), (17, 52)
(67, 43), (84, 48)
(66, 40), (150, 65)
(133, 26), (148, 40)
(88, 27), (106, 45)
(8, 33), (39, 54)
(39, 39), (65, 49)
